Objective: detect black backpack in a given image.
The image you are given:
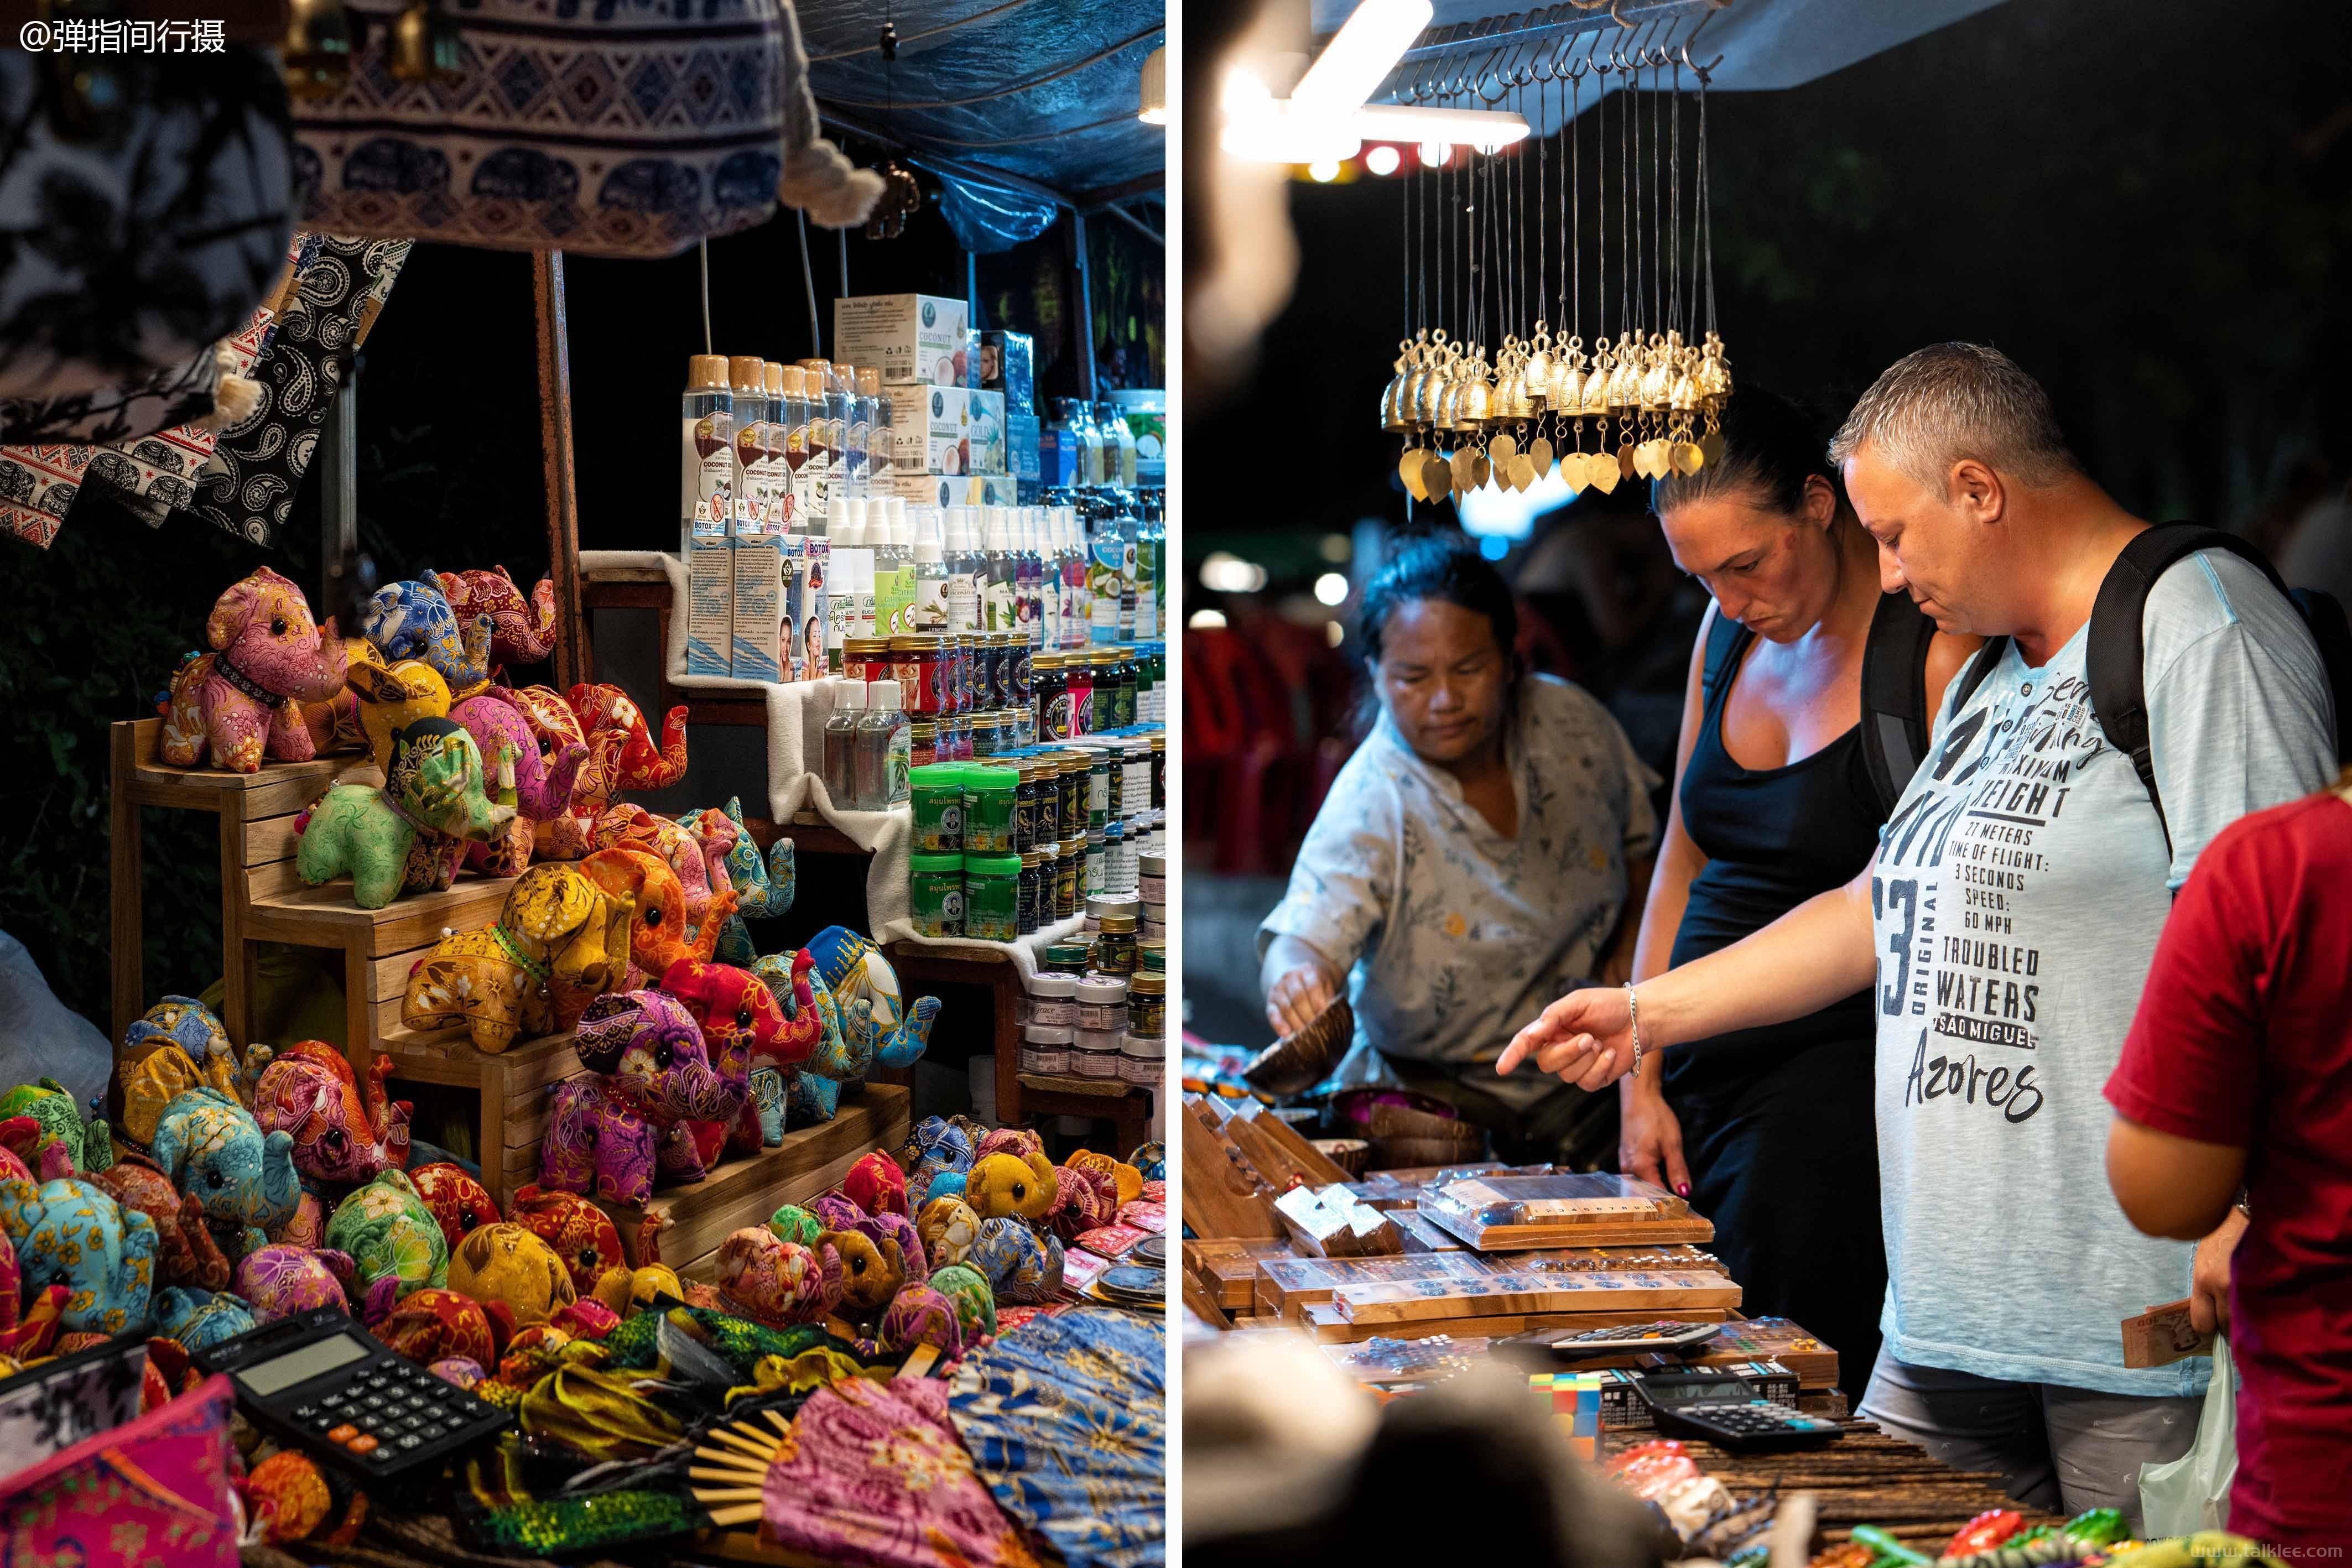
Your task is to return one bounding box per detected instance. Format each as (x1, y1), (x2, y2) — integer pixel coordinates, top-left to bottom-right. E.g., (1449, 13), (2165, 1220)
(1911, 523), (2352, 852)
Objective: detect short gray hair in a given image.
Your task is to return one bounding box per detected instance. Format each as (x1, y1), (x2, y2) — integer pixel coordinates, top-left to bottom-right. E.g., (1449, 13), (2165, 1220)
(1827, 342), (2079, 490)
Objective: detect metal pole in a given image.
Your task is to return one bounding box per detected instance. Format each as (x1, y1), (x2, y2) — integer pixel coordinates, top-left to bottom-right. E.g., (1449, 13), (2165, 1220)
(1071, 209), (1097, 400)
(534, 251), (589, 690)
(319, 365), (359, 626)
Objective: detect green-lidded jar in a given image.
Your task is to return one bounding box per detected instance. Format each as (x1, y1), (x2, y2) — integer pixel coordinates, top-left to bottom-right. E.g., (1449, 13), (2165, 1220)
(909, 851), (967, 937)
(910, 764), (967, 853)
(964, 853), (1022, 942)
(1046, 938), (1092, 972)
(1139, 937), (1165, 974)
(962, 764), (1018, 855)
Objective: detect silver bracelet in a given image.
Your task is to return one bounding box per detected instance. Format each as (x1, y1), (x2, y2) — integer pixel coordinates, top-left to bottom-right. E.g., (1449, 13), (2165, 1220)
(1624, 982), (1643, 1079)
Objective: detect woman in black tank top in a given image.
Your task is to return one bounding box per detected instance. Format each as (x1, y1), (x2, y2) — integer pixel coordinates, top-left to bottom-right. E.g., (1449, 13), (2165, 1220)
(1628, 390), (1977, 1399)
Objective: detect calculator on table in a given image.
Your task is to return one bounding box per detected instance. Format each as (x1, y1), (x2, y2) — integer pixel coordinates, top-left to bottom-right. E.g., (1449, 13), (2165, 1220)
(193, 1307), (512, 1482)
(1630, 1366), (1843, 1452)
(1544, 1320), (1720, 1359)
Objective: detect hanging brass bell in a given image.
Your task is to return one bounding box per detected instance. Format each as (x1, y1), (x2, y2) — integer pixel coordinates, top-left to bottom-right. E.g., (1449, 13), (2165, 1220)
(388, 0), (465, 83)
(283, 0), (356, 98)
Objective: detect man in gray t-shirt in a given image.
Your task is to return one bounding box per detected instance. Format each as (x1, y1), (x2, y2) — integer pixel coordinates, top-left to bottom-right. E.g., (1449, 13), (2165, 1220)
(1497, 344), (2335, 1527)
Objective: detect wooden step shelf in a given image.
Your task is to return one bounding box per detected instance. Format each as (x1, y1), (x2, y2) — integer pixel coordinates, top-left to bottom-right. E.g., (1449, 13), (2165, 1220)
(595, 1083), (910, 1281)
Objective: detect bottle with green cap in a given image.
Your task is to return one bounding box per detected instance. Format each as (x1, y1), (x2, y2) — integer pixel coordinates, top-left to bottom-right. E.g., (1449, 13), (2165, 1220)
(910, 851), (967, 937)
(962, 764), (1018, 855)
(964, 852), (1023, 941)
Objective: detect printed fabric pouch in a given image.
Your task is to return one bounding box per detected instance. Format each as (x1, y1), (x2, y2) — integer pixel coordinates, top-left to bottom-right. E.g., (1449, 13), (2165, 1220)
(293, 0), (800, 259)
(0, 1374), (241, 1567)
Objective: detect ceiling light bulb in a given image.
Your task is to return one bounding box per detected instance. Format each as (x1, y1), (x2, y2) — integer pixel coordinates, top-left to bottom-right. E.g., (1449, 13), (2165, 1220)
(1308, 158), (1340, 182)
(1365, 144), (1400, 176)
(1419, 140), (1451, 166)
(1139, 45), (1167, 126)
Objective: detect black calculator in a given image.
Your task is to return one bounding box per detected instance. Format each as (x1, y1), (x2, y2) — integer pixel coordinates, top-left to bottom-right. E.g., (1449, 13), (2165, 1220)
(1631, 1366), (1843, 1452)
(1546, 1320), (1720, 1358)
(193, 1307), (512, 1482)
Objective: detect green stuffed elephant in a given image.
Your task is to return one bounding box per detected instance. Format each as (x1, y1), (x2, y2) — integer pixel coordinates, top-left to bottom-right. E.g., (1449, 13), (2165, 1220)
(0, 1080), (112, 1176)
(149, 1087), (302, 1255)
(297, 717), (514, 909)
(0, 1176), (158, 1335)
(326, 1169), (450, 1321)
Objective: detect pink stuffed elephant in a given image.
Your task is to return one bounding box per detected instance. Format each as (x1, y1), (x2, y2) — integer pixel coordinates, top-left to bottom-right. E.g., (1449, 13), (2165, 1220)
(451, 685), (587, 875)
(438, 567), (559, 673)
(160, 567), (351, 773)
(538, 990), (746, 1206)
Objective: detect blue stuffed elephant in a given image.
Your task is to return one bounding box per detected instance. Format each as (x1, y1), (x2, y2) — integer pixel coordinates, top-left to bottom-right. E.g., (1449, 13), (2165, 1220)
(154, 1285), (258, 1350)
(360, 576), (493, 696)
(0, 1176), (158, 1335)
(150, 1087), (301, 1254)
(803, 926), (939, 1071)
(704, 797), (796, 966)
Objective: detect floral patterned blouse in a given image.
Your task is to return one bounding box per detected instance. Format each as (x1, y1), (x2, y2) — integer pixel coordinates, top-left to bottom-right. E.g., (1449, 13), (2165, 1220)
(1258, 674), (1659, 1110)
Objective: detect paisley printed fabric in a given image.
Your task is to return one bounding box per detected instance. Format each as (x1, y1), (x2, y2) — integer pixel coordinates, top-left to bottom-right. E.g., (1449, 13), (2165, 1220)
(761, 1375), (1044, 1568)
(948, 1309), (1166, 1568)
(0, 1375), (241, 1568)
(1258, 674), (1661, 1112)
(194, 232), (409, 546)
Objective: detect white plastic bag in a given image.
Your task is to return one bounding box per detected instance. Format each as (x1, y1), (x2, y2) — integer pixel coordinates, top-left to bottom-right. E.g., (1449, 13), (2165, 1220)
(2138, 1338), (2237, 1535)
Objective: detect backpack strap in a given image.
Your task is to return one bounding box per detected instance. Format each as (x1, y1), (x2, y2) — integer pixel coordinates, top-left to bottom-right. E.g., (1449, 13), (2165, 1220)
(1859, 591), (1939, 814)
(2085, 522), (2295, 858)
(1698, 602), (1750, 713)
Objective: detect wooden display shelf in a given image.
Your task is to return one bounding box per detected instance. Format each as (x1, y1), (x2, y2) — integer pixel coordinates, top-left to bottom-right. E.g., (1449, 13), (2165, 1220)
(595, 1083), (910, 1280)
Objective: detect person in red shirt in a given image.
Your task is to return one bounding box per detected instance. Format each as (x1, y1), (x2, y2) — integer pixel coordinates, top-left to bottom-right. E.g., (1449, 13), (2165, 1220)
(2105, 784), (2352, 1551)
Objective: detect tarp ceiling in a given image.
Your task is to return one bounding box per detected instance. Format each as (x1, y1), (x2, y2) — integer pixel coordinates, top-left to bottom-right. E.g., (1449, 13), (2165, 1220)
(802, 0), (1165, 205)
(1306, 0), (2010, 133)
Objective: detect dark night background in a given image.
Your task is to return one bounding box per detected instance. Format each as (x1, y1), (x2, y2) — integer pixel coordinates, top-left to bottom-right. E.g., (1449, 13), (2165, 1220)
(3, 150), (1163, 1034)
(1182, 0), (2352, 1047)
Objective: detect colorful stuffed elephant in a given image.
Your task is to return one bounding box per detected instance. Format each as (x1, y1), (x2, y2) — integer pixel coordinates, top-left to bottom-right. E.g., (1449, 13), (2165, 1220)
(447, 1223), (576, 1329)
(846, 1150), (910, 1220)
(770, 968), (872, 1127)
(160, 567), (351, 773)
(704, 799), (796, 966)
(437, 566), (558, 672)
(343, 658), (452, 773)
(234, 1243), (355, 1323)
(150, 1087), (301, 1252)
(0, 1177), (158, 1335)
(917, 1197), (984, 1273)
(969, 1217), (1063, 1306)
(0, 1080), (111, 1175)
(451, 684), (588, 876)
(568, 682), (688, 790)
(880, 1282), (964, 1359)
(153, 1286), (257, 1351)
(121, 996), (265, 1132)
(509, 685), (600, 861)
(1047, 1162), (1117, 1243)
(715, 1228), (842, 1327)
(361, 576), (492, 700)
(928, 1260), (997, 1342)
(296, 718), (514, 909)
(661, 958), (796, 1162)
(965, 1152), (1058, 1223)
(378, 1286), (509, 1371)
(251, 1042), (412, 1185)
(1066, 1148), (1146, 1210)
(539, 990), (746, 1206)
(594, 806), (737, 959)
(91, 1154), (231, 1291)
(409, 1162), (501, 1252)
(581, 847), (712, 980)
(507, 1184), (628, 1301)
(855, 1211), (926, 1286)
(325, 1169), (449, 1320)
(404, 862), (633, 1052)
(820, 1225), (904, 1324)
(805, 926), (939, 1072)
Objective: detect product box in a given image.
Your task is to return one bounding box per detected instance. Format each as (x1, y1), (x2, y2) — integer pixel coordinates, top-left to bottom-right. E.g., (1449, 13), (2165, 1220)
(1592, 1361), (1798, 1431)
(1038, 418), (1080, 488)
(1007, 411), (1042, 486)
(893, 387), (1007, 477)
(730, 534), (782, 683)
(686, 535), (733, 677)
(980, 331), (1035, 414)
(963, 330), (983, 390)
(1110, 389), (1167, 486)
(890, 472), (1017, 509)
(833, 294), (970, 387)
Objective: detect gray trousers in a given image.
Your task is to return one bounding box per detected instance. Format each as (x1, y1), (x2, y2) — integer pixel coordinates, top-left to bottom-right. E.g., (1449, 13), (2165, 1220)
(1857, 1346), (2204, 1533)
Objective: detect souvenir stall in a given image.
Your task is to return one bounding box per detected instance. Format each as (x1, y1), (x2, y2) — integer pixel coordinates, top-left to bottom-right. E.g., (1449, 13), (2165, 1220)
(0, 2), (1166, 1562)
(1183, 2), (2270, 1566)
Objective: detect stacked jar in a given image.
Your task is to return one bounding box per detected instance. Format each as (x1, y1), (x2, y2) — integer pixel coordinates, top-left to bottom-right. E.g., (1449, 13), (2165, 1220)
(908, 762), (967, 937)
(1071, 973), (1128, 1078)
(1020, 970), (1078, 1074)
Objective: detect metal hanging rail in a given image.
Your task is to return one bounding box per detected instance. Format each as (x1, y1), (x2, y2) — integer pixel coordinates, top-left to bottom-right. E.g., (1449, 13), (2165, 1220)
(1366, 0), (1726, 104)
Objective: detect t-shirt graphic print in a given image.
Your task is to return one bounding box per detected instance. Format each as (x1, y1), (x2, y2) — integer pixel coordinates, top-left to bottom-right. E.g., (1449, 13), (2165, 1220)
(1865, 549), (2334, 1397)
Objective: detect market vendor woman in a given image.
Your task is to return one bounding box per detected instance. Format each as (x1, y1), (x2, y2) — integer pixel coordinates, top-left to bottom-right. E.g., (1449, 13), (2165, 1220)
(1258, 534), (1659, 1166)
